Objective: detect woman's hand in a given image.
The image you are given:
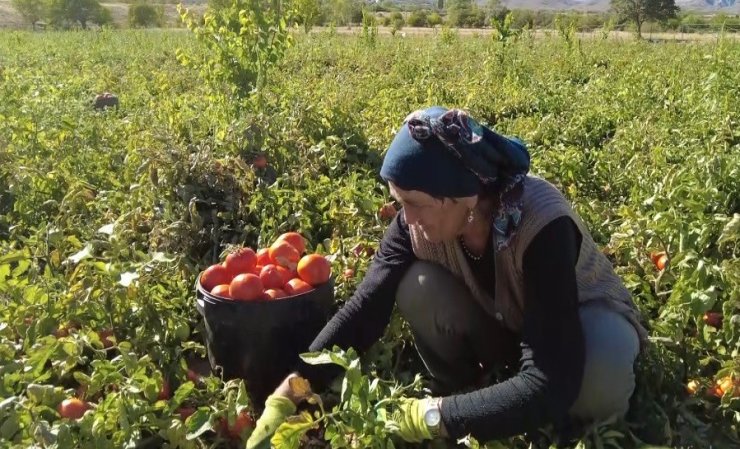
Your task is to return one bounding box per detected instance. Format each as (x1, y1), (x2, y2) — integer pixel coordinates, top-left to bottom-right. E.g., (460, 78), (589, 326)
(245, 374), (303, 449)
(390, 397), (448, 443)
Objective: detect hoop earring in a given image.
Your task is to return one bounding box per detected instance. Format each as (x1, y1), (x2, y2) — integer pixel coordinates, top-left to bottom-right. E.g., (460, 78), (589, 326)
(467, 208), (475, 224)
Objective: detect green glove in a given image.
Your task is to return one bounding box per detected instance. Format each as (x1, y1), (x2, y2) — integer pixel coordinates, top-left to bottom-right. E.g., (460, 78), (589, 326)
(245, 395), (297, 449)
(390, 397), (434, 443)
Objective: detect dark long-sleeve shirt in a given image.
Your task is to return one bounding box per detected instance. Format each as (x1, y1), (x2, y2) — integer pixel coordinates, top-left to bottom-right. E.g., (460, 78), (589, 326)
(296, 209), (586, 442)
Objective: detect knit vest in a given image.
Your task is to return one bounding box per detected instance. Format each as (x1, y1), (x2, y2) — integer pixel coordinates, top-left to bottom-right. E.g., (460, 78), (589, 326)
(408, 175), (648, 344)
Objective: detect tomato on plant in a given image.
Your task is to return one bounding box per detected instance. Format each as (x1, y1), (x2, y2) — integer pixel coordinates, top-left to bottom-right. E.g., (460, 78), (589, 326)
(58, 398), (90, 420)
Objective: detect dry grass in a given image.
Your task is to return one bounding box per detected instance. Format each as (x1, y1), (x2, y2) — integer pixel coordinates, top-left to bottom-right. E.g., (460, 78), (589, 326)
(312, 25), (740, 41)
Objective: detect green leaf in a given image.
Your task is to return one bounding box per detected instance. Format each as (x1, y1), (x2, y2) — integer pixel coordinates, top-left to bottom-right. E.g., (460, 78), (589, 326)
(33, 420), (57, 445)
(0, 411), (20, 439)
(174, 382), (195, 406)
(718, 213), (740, 246)
(271, 412), (314, 449)
(185, 408), (213, 440)
(27, 383), (65, 406)
(73, 372), (91, 386)
(299, 351), (347, 369)
(0, 250), (27, 265)
(150, 252), (176, 263)
(0, 397), (16, 411)
(29, 341), (59, 376)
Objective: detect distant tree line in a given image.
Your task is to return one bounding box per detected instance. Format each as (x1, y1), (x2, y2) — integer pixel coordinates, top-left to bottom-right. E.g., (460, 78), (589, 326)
(12, 0), (112, 29)
(11, 0), (740, 34)
(11, 0), (168, 29)
(364, 0), (740, 35)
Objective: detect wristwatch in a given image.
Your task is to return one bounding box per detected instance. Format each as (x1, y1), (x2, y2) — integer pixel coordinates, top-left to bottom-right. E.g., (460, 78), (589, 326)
(423, 397), (443, 437)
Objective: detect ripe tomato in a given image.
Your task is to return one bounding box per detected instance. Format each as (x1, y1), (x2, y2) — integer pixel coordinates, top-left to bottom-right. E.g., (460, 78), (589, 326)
(297, 254), (331, 286)
(260, 264), (284, 290)
(229, 273), (264, 301)
(250, 264), (264, 275)
(158, 380), (171, 400)
(717, 376), (736, 397)
(686, 380), (699, 395)
(224, 248), (257, 276)
(269, 240), (301, 269)
(256, 248), (271, 266)
(254, 155), (267, 169)
(379, 202), (397, 220)
(284, 278), (313, 296)
(264, 288), (288, 300)
(177, 406), (196, 421)
(703, 312), (722, 328)
(275, 265), (294, 285)
(707, 385), (723, 398)
(650, 251), (668, 271)
(351, 243), (374, 258)
(276, 232), (306, 255)
(186, 369), (202, 384)
(58, 398), (90, 419)
(98, 329), (115, 349)
(201, 264), (232, 292)
(211, 284), (232, 299)
(343, 268), (355, 279)
(219, 411), (255, 439)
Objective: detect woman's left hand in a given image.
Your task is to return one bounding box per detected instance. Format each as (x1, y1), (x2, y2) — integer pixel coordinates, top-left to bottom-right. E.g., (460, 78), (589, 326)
(390, 397), (445, 443)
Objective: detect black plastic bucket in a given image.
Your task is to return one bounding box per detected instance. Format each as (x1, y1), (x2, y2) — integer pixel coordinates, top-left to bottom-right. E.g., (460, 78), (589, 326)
(195, 275), (336, 407)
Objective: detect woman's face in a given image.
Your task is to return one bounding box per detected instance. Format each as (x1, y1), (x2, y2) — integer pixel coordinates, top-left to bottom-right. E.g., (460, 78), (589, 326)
(389, 182), (476, 243)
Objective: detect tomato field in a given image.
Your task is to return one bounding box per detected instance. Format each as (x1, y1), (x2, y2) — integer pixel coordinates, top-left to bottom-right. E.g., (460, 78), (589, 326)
(0, 21), (739, 449)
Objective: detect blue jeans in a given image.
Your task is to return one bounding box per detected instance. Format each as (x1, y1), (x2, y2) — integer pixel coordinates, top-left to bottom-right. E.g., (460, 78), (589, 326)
(396, 261), (640, 424)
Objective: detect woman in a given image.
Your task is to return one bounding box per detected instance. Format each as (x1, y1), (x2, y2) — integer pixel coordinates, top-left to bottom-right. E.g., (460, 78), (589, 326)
(246, 106), (648, 448)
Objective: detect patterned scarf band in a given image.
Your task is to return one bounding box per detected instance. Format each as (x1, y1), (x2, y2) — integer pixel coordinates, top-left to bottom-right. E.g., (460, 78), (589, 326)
(404, 108), (531, 250)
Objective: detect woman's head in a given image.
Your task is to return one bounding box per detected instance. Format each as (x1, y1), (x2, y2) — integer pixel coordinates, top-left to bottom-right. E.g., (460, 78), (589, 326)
(380, 106), (482, 242)
(380, 106), (531, 246)
(388, 181), (477, 243)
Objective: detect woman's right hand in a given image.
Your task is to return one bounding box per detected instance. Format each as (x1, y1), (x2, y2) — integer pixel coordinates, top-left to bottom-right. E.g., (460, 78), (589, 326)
(245, 374), (303, 449)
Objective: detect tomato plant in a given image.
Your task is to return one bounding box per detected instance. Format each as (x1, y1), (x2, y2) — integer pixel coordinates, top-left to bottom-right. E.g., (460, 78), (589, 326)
(0, 23), (738, 449)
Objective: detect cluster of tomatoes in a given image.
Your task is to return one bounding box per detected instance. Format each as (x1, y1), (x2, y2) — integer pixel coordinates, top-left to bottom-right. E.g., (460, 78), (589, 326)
(199, 232), (331, 301)
(687, 375), (739, 399)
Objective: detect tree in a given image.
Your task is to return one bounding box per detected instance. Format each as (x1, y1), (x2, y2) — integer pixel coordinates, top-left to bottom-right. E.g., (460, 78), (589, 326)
(447, 0), (473, 27)
(11, 0), (45, 30)
(295, 0), (320, 33)
(611, 0), (679, 38)
(48, 0), (112, 29)
(129, 2), (162, 28)
(485, 0), (508, 25)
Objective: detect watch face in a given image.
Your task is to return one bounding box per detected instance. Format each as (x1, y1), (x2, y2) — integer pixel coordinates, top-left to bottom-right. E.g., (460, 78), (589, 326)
(425, 409), (441, 427)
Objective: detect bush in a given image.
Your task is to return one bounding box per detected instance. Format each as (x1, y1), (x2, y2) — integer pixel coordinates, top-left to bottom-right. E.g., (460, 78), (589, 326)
(389, 11), (404, 29)
(129, 3), (163, 28)
(428, 12), (442, 27)
(407, 10), (428, 27)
